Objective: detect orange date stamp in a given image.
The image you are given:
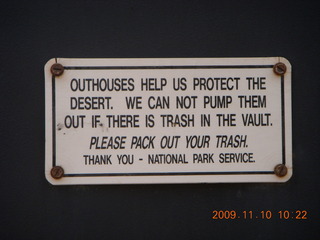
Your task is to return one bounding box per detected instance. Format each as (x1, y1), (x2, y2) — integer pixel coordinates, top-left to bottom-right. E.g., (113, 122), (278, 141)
(211, 210), (308, 220)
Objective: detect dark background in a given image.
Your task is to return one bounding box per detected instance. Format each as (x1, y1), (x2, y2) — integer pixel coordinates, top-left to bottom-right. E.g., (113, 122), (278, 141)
(1, 0), (319, 239)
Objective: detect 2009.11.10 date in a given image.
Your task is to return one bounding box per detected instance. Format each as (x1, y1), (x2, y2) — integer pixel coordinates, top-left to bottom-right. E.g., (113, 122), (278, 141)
(211, 210), (308, 220)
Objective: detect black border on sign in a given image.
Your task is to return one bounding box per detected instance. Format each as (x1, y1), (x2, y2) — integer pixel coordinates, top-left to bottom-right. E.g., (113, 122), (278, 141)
(52, 64), (285, 177)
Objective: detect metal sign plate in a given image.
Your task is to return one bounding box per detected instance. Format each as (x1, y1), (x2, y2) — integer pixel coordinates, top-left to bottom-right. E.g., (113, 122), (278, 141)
(45, 57), (292, 185)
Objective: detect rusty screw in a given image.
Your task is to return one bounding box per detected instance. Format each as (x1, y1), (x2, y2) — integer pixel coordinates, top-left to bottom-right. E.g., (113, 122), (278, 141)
(50, 166), (64, 179)
(273, 62), (287, 75)
(50, 63), (64, 76)
(274, 164), (288, 177)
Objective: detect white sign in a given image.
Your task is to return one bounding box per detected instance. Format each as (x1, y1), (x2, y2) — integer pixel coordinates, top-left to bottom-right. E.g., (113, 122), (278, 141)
(45, 57), (292, 185)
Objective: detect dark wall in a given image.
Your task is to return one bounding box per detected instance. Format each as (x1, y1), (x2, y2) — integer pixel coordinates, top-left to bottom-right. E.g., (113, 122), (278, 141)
(1, 1), (319, 239)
